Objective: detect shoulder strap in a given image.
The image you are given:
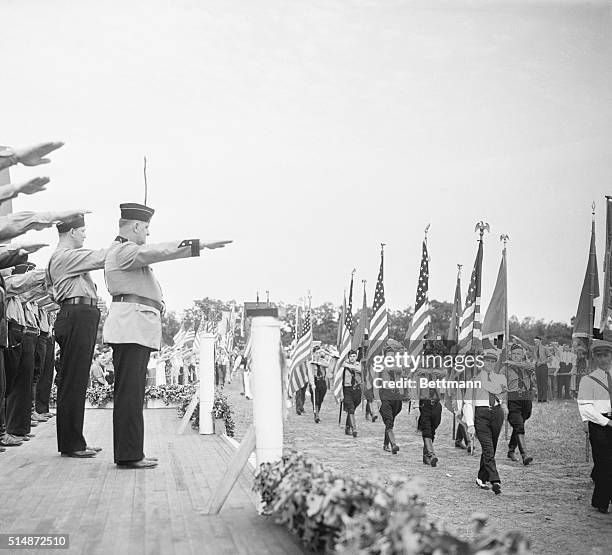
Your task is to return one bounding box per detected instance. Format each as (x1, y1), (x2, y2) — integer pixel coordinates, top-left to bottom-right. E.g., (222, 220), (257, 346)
(586, 374), (610, 393)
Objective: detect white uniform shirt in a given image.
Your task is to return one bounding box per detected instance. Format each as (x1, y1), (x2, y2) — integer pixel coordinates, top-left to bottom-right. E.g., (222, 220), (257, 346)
(577, 368), (612, 427)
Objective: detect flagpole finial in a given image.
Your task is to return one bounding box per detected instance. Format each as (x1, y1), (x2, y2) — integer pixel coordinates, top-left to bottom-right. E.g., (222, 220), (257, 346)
(265, 290), (270, 305)
(475, 221), (490, 240)
(500, 234), (509, 247)
(457, 263), (463, 277)
(592, 201), (596, 219)
(351, 268), (356, 277)
(380, 242), (385, 253)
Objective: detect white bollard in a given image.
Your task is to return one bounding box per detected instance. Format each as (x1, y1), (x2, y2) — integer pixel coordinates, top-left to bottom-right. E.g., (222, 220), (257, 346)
(199, 333), (216, 434)
(250, 316), (283, 465)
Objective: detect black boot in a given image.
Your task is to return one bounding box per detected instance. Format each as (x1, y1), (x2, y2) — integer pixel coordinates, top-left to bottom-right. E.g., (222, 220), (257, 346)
(517, 434), (533, 465)
(387, 430), (399, 454)
(349, 414), (358, 437)
(423, 438), (438, 467)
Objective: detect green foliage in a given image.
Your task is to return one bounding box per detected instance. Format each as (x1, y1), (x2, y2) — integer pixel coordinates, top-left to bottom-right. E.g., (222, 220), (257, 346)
(176, 386), (236, 437)
(253, 452), (531, 555)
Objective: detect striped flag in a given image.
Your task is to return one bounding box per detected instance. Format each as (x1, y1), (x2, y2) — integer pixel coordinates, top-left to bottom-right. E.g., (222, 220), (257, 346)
(367, 247), (388, 362)
(458, 234), (485, 354)
(192, 324), (203, 353)
(288, 305), (313, 396)
(173, 324), (187, 348)
(333, 273), (355, 401)
(183, 325), (196, 345)
(405, 239), (430, 358)
(447, 267), (463, 342)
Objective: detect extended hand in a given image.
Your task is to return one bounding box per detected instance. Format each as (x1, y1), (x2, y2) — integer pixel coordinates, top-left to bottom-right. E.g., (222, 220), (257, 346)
(201, 240), (233, 250)
(54, 208), (92, 221)
(12, 242), (49, 254)
(13, 142), (64, 166)
(16, 177), (50, 195)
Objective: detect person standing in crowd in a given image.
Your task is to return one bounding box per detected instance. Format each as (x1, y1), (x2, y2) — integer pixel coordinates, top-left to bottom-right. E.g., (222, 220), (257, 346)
(308, 346), (328, 423)
(577, 339), (612, 514)
(342, 349), (362, 437)
(533, 336), (550, 402)
(90, 353), (106, 387)
(294, 382), (308, 415)
(505, 343), (535, 465)
(103, 202), (231, 469)
(34, 300), (58, 418)
(548, 343), (560, 400)
(464, 349), (508, 495)
(373, 344), (405, 454)
(558, 344), (576, 400)
(217, 347), (229, 387)
(47, 214), (107, 458)
(414, 352), (445, 467)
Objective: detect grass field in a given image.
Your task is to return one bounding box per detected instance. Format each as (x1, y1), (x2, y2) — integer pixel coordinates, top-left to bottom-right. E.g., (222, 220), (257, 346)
(224, 376), (612, 555)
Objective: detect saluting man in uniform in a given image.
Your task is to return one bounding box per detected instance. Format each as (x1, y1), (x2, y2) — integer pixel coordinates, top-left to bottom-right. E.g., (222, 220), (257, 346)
(577, 339), (612, 514)
(47, 214), (107, 458)
(103, 203), (231, 469)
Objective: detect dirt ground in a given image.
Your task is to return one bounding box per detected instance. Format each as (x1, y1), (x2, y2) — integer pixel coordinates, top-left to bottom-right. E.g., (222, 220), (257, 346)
(223, 376), (612, 555)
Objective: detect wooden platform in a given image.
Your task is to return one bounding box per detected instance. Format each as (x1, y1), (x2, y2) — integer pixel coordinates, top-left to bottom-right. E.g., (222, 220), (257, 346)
(0, 409), (305, 555)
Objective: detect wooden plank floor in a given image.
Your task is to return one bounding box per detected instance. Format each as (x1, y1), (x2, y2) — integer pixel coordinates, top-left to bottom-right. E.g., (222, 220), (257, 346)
(0, 409), (306, 555)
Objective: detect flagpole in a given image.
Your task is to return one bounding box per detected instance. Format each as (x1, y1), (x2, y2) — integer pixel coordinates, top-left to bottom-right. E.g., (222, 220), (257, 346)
(500, 234), (510, 440)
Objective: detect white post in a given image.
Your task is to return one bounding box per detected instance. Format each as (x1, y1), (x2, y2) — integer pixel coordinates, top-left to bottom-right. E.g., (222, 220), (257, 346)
(250, 316), (283, 465)
(199, 333), (215, 434)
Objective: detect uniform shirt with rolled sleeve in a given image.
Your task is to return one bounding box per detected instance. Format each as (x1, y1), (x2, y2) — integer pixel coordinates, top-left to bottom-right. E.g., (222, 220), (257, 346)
(463, 370), (508, 427)
(577, 368), (612, 427)
(5, 271), (46, 325)
(0, 211), (63, 242)
(46, 247), (107, 302)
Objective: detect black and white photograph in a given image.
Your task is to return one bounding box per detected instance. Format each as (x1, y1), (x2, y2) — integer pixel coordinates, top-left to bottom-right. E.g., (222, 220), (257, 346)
(1, 1), (611, 554)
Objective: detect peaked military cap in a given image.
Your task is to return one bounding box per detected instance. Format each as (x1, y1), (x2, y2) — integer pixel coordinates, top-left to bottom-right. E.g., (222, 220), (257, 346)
(120, 203), (155, 222)
(56, 214), (85, 233)
(12, 262), (36, 274)
(483, 349), (499, 362)
(591, 339), (612, 354)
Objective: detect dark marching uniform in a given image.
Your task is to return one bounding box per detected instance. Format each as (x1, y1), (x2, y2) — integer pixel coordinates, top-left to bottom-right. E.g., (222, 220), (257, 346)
(103, 203), (201, 467)
(577, 339), (612, 514)
(342, 360), (362, 437)
(47, 216), (106, 455)
(505, 344), (536, 465)
(308, 353), (328, 423)
(414, 364), (445, 467)
(373, 348), (405, 454)
(464, 350), (508, 494)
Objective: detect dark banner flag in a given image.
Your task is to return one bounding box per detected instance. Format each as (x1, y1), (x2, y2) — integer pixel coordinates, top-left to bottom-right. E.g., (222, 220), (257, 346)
(599, 196), (612, 333)
(573, 213), (599, 345)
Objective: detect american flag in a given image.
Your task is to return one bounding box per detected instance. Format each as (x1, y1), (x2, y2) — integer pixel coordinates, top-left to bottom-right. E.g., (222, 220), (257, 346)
(183, 326), (196, 345)
(458, 238), (484, 354)
(333, 273), (355, 401)
(405, 239), (430, 358)
(288, 306), (313, 396)
(367, 248), (388, 362)
(173, 324), (187, 348)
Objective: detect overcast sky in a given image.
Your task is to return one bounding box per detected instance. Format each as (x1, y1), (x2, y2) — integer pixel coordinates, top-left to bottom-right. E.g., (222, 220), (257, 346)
(2, 0), (611, 323)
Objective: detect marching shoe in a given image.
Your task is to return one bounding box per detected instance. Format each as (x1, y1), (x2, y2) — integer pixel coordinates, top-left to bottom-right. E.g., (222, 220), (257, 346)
(30, 421), (39, 427)
(0, 446), (5, 452)
(507, 450), (519, 462)
(466, 442), (475, 455)
(31, 412), (48, 422)
(476, 478), (490, 490)
(521, 453), (533, 466)
(455, 440), (466, 449)
(383, 444), (391, 452)
(352, 430), (358, 438)
(117, 459), (158, 469)
(0, 434), (23, 446)
(391, 443), (400, 455)
(144, 457), (158, 462)
(10, 434), (30, 442)
(41, 413), (55, 418)
(345, 427), (352, 436)
(595, 507), (609, 514)
(61, 449), (97, 458)
(491, 482), (502, 495)
(86, 446), (103, 453)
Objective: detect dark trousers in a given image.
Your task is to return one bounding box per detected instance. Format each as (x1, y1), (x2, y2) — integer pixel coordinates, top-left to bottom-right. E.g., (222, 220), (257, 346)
(295, 384), (307, 413)
(309, 379), (327, 410)
(31, 334), (48, 410)
(475, 405), (504, 483)
(0, 349), (6, 435)
(6, 330), (36, 436)
(508, 399), (532, 451)
(112, 343), (152, 463)
(343, 386), (362, 414)
(35, 335), (55, 414)
(1, 325), (22, 435)
(54, 304), (100, 453)
(418, 400), (442, 440)
(535, 364), (548, 401)
(380, 399), (402, 445)
(557, 374), (571, 399)
(588, 422), (612, 512)
(215, 364), (227, 386)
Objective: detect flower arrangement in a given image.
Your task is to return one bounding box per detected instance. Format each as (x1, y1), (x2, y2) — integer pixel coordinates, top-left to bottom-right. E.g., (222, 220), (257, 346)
(85, 384), (114, 407)
(49, 384), (57, 406)
(176, 386), (235, 437)
(253, 451), (531, 554)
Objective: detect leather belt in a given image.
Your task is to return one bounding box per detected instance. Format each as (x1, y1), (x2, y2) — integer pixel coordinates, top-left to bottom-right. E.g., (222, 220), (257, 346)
(39, 331), (50, 338)
(112, 294), (162, 312)
(62, 296), (98, 306)
(24, 326), (39, 336)
(602, 412), (612, 418)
